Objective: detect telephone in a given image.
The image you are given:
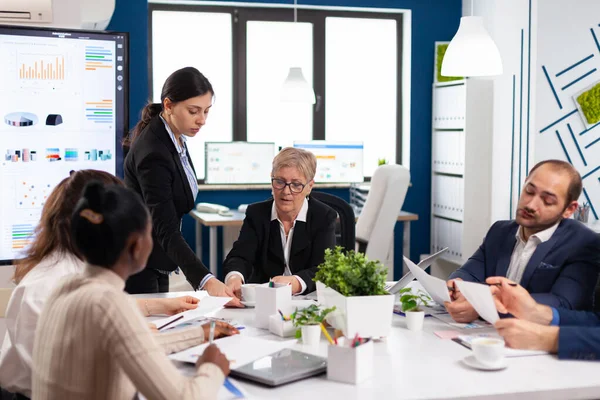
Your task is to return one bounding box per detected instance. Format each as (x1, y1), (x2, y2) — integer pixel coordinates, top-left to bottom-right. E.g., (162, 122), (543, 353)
(196, 202), (233, 216)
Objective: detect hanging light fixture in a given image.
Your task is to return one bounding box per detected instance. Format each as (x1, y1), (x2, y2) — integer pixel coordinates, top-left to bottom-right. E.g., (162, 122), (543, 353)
(441, 0), (503, 77)
(280, 0), (316, 104)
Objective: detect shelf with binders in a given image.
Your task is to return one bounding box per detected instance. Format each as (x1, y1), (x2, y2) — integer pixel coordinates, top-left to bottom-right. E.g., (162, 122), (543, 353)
(431, 216), (463, 264)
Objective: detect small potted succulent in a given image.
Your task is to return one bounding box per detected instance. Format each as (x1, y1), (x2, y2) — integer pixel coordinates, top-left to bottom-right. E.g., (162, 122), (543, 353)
(398, 287), (432, 331)
(314, 247), (394, 338)
(291, 304), (336, 345)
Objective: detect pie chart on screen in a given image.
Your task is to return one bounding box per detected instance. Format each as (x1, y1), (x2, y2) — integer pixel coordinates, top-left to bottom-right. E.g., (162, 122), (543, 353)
(4, 112), (38, 127)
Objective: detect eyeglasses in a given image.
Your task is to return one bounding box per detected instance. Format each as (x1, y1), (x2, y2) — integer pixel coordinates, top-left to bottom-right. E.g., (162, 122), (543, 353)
(271, 178), (306, 194)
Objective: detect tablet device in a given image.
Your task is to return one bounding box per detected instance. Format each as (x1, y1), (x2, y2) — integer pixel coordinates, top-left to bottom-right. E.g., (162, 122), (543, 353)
(386, 247), (449, 294)
(229, 348), (327, 387)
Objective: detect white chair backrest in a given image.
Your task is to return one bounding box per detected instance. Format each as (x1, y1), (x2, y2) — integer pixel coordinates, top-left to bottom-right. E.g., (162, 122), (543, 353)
(355, 164), (410, 262)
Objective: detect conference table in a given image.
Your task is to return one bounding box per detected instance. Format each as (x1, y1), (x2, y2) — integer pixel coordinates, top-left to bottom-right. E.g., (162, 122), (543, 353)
(189, 209), (419, 278)
(137, 291), (600, 400)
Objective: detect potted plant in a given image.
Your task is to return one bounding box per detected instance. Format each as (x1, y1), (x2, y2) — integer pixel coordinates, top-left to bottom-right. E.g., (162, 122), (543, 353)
(399, 288), (432, 331)
(291, 304), (336, 345)
(314, 247), (394, 338)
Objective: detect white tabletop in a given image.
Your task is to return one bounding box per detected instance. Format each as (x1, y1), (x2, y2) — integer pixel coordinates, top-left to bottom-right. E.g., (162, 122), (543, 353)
(136, 291), (600, 400)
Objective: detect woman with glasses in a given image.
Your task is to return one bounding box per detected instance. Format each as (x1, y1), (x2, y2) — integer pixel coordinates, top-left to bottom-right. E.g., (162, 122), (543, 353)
(223, 147), (337, 296)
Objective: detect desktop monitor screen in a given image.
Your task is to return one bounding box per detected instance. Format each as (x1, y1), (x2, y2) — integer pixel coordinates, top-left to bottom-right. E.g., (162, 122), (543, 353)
(205, 142), (275, 184)
(0, 25), (128, 263)
(293, 141), (364, 183)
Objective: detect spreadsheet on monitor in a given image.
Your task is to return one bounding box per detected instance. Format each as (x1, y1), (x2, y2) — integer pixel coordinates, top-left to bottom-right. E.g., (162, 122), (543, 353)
(293, 141), (364, 183)
(205, 142), (275, 184)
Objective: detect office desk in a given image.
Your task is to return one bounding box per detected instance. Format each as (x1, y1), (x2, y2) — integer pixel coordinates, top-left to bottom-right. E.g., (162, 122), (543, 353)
(189, 210), (419, 277)
(139, 291), (600, 400)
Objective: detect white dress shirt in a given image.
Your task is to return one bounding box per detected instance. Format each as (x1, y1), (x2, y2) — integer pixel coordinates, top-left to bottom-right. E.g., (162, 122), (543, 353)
(225, 198), (309, 294)
(0, 252), (84, 397)
(506, 222), (560, 284)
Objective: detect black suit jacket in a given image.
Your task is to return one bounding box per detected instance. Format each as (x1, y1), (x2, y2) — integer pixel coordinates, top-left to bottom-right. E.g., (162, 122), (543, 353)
(123, 115), (209, 289)
(223, 197), (337, 293)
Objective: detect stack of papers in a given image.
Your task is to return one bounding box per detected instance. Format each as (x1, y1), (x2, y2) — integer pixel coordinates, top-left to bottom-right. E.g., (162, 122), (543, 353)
(169, 335), (297, 369)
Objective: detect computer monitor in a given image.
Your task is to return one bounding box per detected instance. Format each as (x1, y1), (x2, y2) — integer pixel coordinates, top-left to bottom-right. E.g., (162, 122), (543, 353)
(293, 141), (364, 183)
(205, 142), (275, 184)
(0, 25), (128, 263)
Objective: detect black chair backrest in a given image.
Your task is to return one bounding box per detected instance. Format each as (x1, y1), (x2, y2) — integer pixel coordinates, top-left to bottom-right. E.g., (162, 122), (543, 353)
(311, 191), (356, 252)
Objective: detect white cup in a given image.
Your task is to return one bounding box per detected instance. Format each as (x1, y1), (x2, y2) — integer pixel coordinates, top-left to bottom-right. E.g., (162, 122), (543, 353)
(241, 284), (259, 302)
(471, 338), (505, 367)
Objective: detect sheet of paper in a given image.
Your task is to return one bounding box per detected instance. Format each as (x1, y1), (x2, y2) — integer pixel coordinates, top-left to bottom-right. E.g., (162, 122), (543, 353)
(154, 296), (232, 328)
(454, 280), (499, 324)
(457, 334), (548, 357)
(403, 256), (451, 305)
(169, 335), (297, 369)
(139, 377), (251, 400)
(431, 312), (490, 329)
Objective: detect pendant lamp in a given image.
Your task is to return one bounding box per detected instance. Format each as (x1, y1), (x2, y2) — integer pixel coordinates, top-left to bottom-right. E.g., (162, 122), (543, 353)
(441, 1), (503, 77)
(280, 0), (316, 104)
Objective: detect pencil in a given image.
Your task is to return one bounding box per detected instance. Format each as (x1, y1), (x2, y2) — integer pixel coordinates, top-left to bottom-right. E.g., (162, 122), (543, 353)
(320, 323), (334, 345)
(157, 315), (183, 331)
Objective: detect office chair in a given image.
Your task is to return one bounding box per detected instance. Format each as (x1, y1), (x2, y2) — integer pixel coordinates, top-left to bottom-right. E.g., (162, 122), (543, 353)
(310, 191), (356, 252)
(355, 164), (411, 270)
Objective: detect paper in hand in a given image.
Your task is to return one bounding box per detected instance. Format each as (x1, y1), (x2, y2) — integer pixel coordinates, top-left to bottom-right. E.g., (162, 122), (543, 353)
(454, 280), (499, 324)
(153, 296), (232, 328)
(403, 256), (451, 305)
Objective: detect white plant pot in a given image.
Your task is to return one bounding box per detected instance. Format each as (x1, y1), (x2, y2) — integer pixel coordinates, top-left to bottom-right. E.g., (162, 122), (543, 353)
(405, 310), (425, 331)
(301, 324), (321, 345)
(316, 281), (394, 338)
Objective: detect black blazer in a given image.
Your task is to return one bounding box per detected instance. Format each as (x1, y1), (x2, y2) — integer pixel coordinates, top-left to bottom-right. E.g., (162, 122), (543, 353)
(223, 197), (337, 293)
(123, 115), (209, 289)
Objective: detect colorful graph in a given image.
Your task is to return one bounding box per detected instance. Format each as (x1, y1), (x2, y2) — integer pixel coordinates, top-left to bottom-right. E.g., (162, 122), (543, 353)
(85, 100), (113, 123)
(11, 224), (34, 250)
(17, 181), (53, 209)
(19, 55), (65, 80)
(85, 46), (113, 71)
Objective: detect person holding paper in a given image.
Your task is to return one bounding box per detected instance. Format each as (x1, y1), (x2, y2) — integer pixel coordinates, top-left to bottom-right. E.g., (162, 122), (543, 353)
(223, 148), (337, 295)
(446, 160), (600, 323)
(123, 67), (241, 306)
(32, 181), (238, 399)
(488, 276), (600, 360)
(0, 170), (203, 400)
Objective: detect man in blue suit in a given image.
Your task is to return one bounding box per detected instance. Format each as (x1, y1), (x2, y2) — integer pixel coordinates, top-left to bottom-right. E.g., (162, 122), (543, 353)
(446, 160), (600, 322)
(489, 277), (600, 360)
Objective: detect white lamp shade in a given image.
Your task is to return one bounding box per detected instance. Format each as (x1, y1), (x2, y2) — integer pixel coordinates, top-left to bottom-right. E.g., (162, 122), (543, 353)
(441, 16), (503, 77)
(280, 67), (316, 104)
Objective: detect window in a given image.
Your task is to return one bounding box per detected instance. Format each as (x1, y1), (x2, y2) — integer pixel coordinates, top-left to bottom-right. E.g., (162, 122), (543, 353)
(150, 4), (404, 180)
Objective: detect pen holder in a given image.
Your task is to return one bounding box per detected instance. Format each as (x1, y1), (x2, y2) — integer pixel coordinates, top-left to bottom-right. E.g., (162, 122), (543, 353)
(268, 314), (296, 338)
(327, 338), (374, 384)
(255, 285), (292, 329)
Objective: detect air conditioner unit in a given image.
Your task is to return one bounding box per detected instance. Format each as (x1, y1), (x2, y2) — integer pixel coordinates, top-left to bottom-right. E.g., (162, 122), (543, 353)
(0, 0), (52, 23)
(0, 0), (115, 30)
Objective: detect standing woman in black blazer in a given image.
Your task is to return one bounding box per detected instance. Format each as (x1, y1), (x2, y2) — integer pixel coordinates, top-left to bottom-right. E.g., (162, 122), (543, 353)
(223, 148), (337, 296)
(123, 67), (241, 305)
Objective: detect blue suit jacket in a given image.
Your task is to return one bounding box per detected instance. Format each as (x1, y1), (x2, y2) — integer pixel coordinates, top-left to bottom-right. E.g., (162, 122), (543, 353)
(557, 309), (600, 360)
(449, 219), (600, 310)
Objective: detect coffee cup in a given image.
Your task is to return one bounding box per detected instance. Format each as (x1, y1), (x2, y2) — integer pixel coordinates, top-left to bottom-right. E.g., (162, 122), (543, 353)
(471, 337), (505, 367)
(241, 284), (259, 302)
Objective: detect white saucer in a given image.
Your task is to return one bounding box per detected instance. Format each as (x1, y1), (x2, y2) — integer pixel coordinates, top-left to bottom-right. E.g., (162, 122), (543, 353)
(462, 355), (507, 371)
(241, 300), (255, 308)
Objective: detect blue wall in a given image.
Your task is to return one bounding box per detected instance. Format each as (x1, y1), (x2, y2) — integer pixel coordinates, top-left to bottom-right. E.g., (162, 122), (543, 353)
(107, 0), (461, 279)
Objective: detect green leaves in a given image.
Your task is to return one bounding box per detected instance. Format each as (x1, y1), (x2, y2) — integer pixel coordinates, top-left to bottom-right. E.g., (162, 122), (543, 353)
(314, 246), (388, 297)
(399, 288), (432, 312)
(577, 83), (600, 124)
(291, 304), (336, 327)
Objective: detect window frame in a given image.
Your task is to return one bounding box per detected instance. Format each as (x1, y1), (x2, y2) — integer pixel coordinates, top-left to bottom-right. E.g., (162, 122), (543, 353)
(148, 3), (404, 176)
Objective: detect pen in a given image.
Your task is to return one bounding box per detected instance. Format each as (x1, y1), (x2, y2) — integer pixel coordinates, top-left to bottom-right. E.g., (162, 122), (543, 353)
(209, 320), (216, 344)
(157, 315), (183, 331)
(320, 323), (334, 345)
(224, 378), (244, 398)
(277, 309), (287, 321)
(447, 282), (517, 291)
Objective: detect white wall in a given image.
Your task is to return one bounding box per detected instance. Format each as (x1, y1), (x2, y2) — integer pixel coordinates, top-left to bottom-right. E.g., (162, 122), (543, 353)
(460, 0), (535, 232)
(535, 0), (600, 221)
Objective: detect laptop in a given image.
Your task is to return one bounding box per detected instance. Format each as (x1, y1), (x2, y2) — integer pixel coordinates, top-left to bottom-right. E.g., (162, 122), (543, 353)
(385, 247), (449, 294)
(230, 348), (327, 387)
